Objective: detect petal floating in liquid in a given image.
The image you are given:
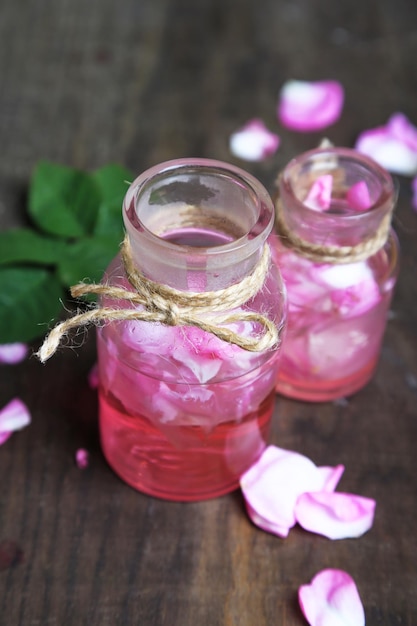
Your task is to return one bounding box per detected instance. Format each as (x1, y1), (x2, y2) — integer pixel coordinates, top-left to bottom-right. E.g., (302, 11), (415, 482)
(346, 181), (372, 211)
(305, 175), (333, 211)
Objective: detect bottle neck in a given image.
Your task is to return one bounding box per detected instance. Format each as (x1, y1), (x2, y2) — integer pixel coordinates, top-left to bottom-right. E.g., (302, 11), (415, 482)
(278, 148), (396, 250)
(123, 159), (275, 291)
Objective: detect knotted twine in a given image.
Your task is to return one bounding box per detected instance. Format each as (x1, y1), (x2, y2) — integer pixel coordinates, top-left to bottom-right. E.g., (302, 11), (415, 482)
(274, 178), (394, 265)
(37, 235), (280, 363)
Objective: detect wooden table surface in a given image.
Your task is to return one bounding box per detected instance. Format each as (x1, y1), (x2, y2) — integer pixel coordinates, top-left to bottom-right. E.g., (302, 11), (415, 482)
(1, 0), (417, 624)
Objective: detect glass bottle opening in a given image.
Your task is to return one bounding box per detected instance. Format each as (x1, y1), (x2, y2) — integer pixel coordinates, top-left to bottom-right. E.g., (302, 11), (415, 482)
(282, 147), (395, 216)
(279, 147), (396, 248)
(123, 158), (275, 290)
(125, 158), (274, 253)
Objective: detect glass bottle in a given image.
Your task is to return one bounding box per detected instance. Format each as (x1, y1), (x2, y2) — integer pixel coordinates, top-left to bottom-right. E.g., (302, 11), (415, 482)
(96, 158), (286, 501)
(272, 147), (399, 402)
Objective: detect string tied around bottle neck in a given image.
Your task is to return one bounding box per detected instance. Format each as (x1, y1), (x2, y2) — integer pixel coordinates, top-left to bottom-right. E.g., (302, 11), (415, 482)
(36, 235), (282, 363)
(274, 180), (394, 265)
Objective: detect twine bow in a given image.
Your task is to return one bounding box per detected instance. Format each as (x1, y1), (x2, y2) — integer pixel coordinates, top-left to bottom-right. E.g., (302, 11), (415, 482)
(37, 236), (281, 362)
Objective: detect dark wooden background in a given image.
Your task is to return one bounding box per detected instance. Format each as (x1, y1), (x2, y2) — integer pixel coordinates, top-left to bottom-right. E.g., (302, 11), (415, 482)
(1, 1), (417, 624)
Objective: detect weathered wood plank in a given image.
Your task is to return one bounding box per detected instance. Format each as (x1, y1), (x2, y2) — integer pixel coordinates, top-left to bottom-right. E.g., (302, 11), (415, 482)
(1, 0), (416, 623)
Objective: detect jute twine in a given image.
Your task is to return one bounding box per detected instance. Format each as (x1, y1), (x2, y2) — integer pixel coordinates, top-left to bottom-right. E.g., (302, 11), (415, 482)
(274, 193), (393, 264)
(37, 235), (280, 363)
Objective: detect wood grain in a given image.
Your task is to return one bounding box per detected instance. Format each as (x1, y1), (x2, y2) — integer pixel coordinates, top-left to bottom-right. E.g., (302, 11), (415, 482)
(1, 0), (417, 624)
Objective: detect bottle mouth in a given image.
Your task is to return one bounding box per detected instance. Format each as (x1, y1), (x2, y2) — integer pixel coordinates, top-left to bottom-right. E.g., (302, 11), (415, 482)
(123, 158), (275, 257)
(281, 147), (396, 221)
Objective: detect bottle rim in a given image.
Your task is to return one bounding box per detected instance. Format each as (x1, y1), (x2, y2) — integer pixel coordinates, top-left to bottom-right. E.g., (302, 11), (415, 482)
(280, 146), (397, 223)
(123, 157), (275, 258)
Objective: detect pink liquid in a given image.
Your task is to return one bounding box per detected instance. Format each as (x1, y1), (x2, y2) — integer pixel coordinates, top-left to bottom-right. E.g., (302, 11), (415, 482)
(273, 155), (398, 401)
(163, 226), (233, 247)
(276, 356), (379, 402)
(97, 225), (282, 500)
(99, 387), (274, 501)
(274, 245), (395, 401)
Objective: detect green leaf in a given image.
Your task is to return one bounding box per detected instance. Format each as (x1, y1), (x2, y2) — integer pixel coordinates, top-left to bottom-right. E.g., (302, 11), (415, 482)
(93, 164), (132, 239)
(57, 236), (120, 288)
(0, 229), (67, 266)
(93, 199), (125, 240)
(92, 164), (133, 204)
(28, 161), (101, 238)
(0, 268), (64, 343)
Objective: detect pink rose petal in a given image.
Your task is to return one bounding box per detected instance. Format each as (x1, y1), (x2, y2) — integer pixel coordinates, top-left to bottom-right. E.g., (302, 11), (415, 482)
(299, 569), (365, 626)
(355, 113), (417, 176)
(295, 491), (376, 539)
(75, 448), (89, 469)
(0, 398), (31, 446)
(316, 465), (345, 492)
(239, 446), (343, 537)
(277, 80), (344, 132)
(305, 175), (333, 211)
(88, 363), (99, 389)
(0, 343), (29, 365)
(330, 277), (381, 318)
(412, 176), (417, 211)
(346, 181), (372, 211)
(229, 118), (280, 161)
(387, 112), (417, 151)
(0, 431), (12, 446)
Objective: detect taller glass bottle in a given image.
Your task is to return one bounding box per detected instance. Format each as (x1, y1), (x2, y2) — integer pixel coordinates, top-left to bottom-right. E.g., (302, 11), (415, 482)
(272, 147), (399, 402)
(97, 158), (286, 501)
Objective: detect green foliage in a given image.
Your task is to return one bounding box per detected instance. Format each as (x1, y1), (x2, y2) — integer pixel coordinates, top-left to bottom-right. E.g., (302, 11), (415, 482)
(0, 229), (67, 265)
(0, 161), (133, 343)
(0, 268), (64, 343)
(57, 236), (121, 287)
(29, 162), (101, 237)
(93, 164), (133, 243)
(93, 164), (133, 204)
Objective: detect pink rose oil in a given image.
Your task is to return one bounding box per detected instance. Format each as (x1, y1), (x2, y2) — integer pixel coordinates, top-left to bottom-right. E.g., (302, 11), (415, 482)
(97, 159), (286, 500)
(273, 148), (399, 402)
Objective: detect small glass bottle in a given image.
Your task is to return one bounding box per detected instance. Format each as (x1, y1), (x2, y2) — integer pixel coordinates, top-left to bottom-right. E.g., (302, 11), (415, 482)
(97, 158), (286, 501)
(272, 147), (399, 402)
